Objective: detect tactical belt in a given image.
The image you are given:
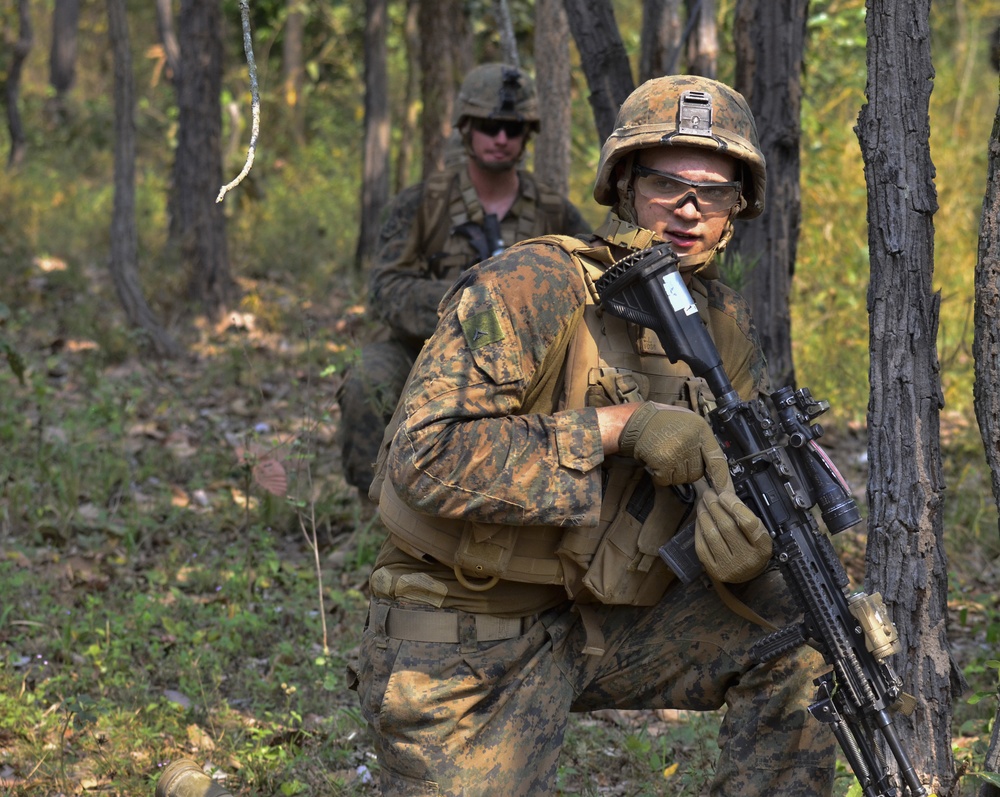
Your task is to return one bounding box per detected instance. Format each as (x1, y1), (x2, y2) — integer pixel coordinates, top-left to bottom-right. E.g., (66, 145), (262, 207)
(381, 603), (530, 643)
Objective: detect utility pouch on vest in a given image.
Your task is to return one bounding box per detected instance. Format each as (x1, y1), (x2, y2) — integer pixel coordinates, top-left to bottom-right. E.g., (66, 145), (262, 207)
(555, 464), (697, 607)
(454, 523), (519, 582)
(581, 470), (693, 605)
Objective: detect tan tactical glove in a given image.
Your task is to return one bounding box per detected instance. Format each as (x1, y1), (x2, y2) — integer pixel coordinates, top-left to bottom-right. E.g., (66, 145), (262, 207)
(618, 401), (771, 583)
(694, 482), (772, 582)
(618, 401), (730, 488)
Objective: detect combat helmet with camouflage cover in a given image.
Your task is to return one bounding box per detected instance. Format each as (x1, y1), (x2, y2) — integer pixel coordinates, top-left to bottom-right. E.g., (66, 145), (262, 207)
(593, 75), (766, 219)
(452, 63), (541, 133)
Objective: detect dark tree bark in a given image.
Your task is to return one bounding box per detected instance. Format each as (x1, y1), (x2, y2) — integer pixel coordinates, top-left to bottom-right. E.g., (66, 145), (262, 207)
(450, 4), (474, 79)
(355, 0), (390, 271)
(170, 0), (235, 319)
(4, 0), (31, 168)
(729, 0), (806, 390)
(856, 0), (962, 792)
(394, 0), (420, 193)
(50, 0), (80, 103)
(106, 0), (180, 358)
(562, 0), (634, 145)
(418, 0), (459, 177)
(685, 0), (717, 78)
(155, 0), (181, 83)
(639, 0), (682, 82)
(973, 77), (1000, 797)
(282, 0), (305, 144)
(533, 0), (572, 194)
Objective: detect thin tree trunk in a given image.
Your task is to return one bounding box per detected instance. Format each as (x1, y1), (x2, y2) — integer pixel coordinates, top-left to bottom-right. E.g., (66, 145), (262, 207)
(729, 0), (805, 390)
(155, 0), (181, 82)
(450, 2), (474, 80)
(533, 0), (571, 194)
(495, 0), (519, 67)
(418, 0), (457, 177)
(49, 0), (80, 122)
(4, 0), (31, 169)
(640, 0), (682, 83)
(355, 0), (390, 271)
(686, 0), (717, 78)
(395, 0), (420, 193)
(972, 74), (1000, 797)
(856, 0), (962, 792)
(171, 0), (235, 318)
(107, 0), (180, 358)
(562, 0), (634, 145)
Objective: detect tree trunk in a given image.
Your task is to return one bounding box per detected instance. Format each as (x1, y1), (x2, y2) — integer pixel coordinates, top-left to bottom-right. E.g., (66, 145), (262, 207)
(729, 0), (805, 391)
(450, 3), (474, 80)
(533, 0), (571, 194)
(418, 0), (458, 177)
(155, 0), (181, 83)
(686, 0), (717, 78)
(562, 0), (634, 145)
(395, 0), (420, 193)
(640, 0), (682, 83)
(495, 0), (519, 67)
(282, 0), (305, 144)
(49, 0), (80, 118)
(106, 0), (180, 358)
(972, 77), (1000, 797)
(856, 0), (961, 793)
(4, 0), (31, 169)
(355, 0), (390, 271)
(170, 0), (235, 319)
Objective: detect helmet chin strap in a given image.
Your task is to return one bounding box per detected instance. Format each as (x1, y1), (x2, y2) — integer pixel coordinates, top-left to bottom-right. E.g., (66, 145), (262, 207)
(601, 210), (738, 281)
(676, 214), (736, 279)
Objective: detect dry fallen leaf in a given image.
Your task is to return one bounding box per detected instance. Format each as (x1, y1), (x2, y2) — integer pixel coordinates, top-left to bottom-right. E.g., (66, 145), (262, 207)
(253, 457), (287, 497)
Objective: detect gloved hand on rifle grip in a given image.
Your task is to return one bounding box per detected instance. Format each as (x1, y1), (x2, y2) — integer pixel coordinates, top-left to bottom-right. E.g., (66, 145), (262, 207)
(617, 401), (731, 488)
(694, 483), (771, 582)
(618, 401), (771, 583)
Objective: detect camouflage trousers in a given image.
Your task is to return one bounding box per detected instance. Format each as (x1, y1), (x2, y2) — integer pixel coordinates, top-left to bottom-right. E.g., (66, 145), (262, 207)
(336, 337), (422, 493)
(355, 567), (836, 796)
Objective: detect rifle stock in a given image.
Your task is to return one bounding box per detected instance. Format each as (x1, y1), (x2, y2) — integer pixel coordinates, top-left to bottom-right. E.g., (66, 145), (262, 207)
(595, 244), (927, 797)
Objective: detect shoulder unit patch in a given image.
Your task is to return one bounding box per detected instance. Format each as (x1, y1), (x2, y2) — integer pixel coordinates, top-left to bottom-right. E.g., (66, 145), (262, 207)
(462, 309), (505, 350)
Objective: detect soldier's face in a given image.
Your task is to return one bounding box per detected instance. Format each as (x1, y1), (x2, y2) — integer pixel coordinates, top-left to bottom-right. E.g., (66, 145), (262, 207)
(469, 119), (525, 170)
(633, 146), (739, 257)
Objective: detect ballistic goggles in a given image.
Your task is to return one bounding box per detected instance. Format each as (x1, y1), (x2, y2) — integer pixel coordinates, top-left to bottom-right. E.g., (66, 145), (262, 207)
(633, 164), (742, 215)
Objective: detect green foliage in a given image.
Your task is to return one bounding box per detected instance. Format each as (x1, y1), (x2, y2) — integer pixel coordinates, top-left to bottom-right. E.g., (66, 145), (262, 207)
(227, 137), (361, 284)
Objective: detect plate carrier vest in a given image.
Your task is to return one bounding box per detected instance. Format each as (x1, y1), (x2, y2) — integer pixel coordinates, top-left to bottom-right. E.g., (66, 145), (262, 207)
(372, 234), (718, 607)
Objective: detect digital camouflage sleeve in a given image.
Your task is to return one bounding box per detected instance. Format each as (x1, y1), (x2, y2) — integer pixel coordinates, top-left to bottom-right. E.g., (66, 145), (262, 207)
(386, 240), (606, 528)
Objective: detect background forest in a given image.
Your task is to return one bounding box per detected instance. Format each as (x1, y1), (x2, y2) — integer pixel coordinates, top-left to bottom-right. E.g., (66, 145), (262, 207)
(1, 0), (1000, 795)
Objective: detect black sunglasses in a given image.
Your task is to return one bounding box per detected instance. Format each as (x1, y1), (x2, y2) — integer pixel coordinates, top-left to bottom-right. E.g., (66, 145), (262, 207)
(472, 118), (528, 138)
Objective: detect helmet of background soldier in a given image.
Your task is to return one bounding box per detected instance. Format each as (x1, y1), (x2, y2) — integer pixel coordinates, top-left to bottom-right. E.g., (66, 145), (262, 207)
(593, 75), (766, 219)
(452, 63), (541, 134)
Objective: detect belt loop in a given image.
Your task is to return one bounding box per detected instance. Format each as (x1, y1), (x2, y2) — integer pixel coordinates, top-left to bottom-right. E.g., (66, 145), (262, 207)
(458, 611), (478, 653)
(370, 599), (390, 650)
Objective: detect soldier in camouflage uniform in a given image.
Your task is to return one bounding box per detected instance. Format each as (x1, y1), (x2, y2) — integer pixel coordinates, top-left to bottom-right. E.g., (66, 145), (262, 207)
(352, 75), (837, 796)
(337, 63), (590, 494)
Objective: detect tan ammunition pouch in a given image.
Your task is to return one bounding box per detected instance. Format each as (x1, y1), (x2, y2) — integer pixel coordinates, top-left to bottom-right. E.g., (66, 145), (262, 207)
(371, 233), (716, 606)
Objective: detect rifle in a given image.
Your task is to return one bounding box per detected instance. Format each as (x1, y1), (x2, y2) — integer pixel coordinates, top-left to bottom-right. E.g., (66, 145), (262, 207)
(594, 243), (927, 797)
(453, 214), (505, 268)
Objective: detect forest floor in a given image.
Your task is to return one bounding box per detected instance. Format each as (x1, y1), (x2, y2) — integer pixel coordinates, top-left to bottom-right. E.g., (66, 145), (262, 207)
(0, 265), (998, 796)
